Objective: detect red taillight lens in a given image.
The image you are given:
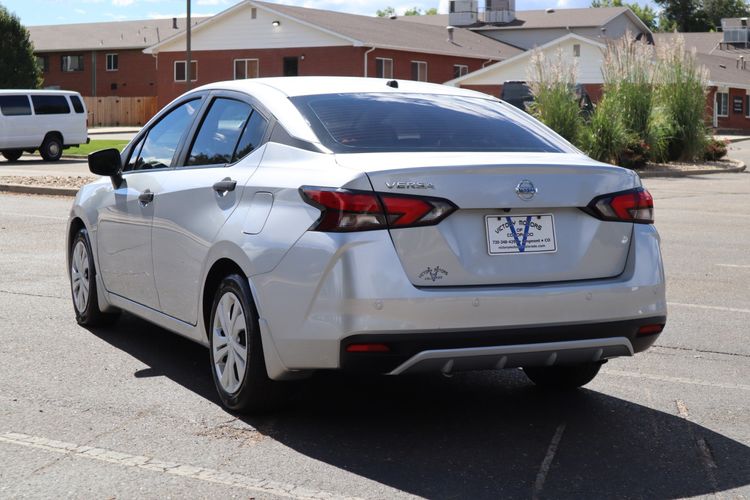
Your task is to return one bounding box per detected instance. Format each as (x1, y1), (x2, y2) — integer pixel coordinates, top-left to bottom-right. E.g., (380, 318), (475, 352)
(300, 187), (457, 232)
(638, 324), (665, 336)
(345, 343), (390, 353)
(586, 187), (654, 224)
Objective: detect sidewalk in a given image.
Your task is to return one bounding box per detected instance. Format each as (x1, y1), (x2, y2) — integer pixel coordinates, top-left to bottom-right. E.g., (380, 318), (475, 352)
(88, 126), (140, 141)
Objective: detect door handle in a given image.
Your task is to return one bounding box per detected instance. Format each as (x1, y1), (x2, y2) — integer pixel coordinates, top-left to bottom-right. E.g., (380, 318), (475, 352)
(138, 190), (154, 206)
(213, 178), (237, 195)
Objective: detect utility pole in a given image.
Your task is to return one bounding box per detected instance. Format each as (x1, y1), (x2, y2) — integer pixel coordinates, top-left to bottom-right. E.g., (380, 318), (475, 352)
(186, 0), (192, 90)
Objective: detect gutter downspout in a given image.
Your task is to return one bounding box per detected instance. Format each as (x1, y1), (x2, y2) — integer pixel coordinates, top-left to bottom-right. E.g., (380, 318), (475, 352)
(364, 47), (376, 77)
(482, 58), (495, 68)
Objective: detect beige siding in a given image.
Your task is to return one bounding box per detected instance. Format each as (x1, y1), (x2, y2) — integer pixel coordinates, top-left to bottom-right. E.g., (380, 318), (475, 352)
(157, 3), (351, 53)
(456, 37), (605, 86)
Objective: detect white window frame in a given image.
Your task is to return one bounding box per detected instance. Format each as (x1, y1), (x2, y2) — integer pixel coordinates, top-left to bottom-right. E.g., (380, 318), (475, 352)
(453, 64), (469, 78)
(174, 60), (198, 82)
(233, 58), (259, 80)
(716, 92), (729, 117)
(411, 60), (428, 82)
(376, 57), (393, 79)
(106, 53), (118, 72)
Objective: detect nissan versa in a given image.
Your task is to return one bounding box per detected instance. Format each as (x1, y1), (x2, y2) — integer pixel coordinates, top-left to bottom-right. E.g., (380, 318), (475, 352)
(67, 77), (666, 412)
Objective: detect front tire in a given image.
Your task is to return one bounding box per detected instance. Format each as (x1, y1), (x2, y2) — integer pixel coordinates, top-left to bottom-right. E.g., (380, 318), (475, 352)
(69, 228), (119, 326)
(2, 150), (23, 162)
(40, 135), (63, 162)
(523, 362), (603, 389)
(209, 274), (286, 413)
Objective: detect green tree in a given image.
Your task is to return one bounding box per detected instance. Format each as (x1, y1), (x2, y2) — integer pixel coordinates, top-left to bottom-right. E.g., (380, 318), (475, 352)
(0, 4), (41, 88)
(591, 0), (658, 31)
(702, 0), (750, 29)
(376, 6), (396, 17)
(425, 7), (439, 14)
(404, 7), (423, 15)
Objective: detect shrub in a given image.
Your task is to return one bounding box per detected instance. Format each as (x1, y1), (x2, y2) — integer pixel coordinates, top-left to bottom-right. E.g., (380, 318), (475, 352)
(655, 36), (710, 161)
(704, 138), (728, 161)
(579, 96), (630, 164)
(526, 48), (585, 146)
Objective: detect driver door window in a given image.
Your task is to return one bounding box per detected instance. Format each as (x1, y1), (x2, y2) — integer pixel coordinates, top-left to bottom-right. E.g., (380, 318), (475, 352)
(126, 99), (200, 171)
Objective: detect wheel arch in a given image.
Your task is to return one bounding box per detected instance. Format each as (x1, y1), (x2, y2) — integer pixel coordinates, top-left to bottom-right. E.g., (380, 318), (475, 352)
(41, 131), (64, 147)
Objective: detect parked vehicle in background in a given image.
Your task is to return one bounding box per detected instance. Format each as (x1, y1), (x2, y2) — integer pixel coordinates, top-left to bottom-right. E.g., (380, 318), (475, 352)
(501, 81), (534, 111)
(68, 77), (666, 413)
(0, 90), (88, 162)
(501, 81), (594, 117)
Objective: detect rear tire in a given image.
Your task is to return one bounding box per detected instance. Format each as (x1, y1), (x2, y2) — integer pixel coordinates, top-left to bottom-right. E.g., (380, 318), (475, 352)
(523, 362), (602, 389)
(69, 228), (120, 326)
(209, 274), (287, 413)
(2, 150), (23, 162)
(40, 135), (63, 162)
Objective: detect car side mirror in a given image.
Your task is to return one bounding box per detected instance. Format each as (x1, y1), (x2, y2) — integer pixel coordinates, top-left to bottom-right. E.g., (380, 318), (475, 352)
(88, 148), (124, 188)
(88, 148), (122, 177)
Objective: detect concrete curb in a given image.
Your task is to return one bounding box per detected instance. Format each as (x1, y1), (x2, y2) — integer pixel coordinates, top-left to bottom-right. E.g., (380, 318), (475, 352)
(0, 183), (79, 197)
(638, 161), (746, 178)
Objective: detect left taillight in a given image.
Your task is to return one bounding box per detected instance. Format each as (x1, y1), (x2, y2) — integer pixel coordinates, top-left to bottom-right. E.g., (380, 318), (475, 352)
(585, 187), (654, 224)
(300, 186), (457, 232)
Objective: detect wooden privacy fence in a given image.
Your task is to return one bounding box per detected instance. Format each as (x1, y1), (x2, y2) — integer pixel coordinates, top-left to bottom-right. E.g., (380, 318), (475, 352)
(83, 96), (159, 127)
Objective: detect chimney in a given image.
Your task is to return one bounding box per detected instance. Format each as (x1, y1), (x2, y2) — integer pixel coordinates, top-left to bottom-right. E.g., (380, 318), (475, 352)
(447, 26), (455, 42)
(172, 17), (178, 29)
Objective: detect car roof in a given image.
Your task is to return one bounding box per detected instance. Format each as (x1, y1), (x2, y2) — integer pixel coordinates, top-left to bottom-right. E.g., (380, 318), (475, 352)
(186, 77), (500, 147)
(195, 76), (497, 100)
(0, 89), (82, 96)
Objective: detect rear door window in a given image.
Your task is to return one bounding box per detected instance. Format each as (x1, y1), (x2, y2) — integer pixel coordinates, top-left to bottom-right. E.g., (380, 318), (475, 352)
(32, 95), (71, 115)
(0, 95), (32, 116)
(185, 98), (253, 166)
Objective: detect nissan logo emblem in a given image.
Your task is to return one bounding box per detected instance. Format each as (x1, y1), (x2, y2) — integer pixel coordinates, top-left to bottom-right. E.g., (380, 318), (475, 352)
(515, 180), (537, 201)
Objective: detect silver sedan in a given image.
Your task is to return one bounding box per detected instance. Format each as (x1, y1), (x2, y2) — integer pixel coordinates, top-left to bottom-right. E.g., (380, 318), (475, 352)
(67, 77), (666, 412)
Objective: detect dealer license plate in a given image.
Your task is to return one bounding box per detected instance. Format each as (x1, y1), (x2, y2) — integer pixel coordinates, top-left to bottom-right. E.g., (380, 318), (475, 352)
(485, 214), (557, 255)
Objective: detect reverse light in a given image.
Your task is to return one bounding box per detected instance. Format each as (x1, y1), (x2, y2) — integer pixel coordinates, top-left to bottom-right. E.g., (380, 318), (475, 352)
(585, 187), (654, 224)
(300, 186), (457, 232)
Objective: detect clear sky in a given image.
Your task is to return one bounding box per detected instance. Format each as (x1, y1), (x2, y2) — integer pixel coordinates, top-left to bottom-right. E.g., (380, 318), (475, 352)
(4, 0), (635, 27)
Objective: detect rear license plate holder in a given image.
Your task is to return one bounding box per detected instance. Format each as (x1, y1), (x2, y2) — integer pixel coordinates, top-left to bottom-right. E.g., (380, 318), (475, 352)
(485, 214), (557, 255)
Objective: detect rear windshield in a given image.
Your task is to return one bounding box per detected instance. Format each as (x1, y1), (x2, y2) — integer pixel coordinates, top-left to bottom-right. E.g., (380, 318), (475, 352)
(291, 93), (566, 153)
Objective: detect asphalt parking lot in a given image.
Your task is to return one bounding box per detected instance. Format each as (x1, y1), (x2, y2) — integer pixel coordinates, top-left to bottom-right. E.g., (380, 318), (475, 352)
(0, 170), (748, 498)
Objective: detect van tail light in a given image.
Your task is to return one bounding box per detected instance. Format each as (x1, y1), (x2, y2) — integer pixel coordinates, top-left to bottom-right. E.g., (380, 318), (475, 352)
(300, 187), (457, 232)
(584, 187), (654, 224)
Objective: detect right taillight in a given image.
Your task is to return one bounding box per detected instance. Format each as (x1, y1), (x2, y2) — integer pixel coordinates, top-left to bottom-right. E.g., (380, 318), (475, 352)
(300, 186), (457, 232)
(584, 187), (654, 224)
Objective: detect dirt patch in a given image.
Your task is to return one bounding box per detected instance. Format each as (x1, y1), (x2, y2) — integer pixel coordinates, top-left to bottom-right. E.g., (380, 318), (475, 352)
(637, 158), (745, 175)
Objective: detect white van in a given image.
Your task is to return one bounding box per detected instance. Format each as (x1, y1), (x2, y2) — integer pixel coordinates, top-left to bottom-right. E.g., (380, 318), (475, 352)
(0, 90), (89, 162)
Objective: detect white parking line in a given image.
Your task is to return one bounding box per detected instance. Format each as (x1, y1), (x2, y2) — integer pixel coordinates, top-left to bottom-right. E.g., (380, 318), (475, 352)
(716, 264), (750, 269)
(603, 369), (750, 392)
(531, 423), (566, 500)
(0, 431), (358, 500)
(667, 302), (750, 315)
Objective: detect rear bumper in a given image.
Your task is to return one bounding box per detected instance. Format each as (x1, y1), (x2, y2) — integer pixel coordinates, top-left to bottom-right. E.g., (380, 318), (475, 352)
(341, 316), (664, 374)
(251, 223), (666, 376)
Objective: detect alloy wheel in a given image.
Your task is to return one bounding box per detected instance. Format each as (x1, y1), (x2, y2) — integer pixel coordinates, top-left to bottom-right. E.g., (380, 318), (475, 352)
(70, 240), (90, 313)
(212, 291), (248, 394)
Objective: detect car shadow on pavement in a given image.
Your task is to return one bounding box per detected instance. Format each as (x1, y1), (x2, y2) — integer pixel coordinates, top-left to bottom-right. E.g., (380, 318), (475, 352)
(88, 313), (750, 499)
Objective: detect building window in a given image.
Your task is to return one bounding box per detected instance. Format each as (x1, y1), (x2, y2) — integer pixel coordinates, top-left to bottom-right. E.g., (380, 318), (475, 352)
(746, 95), (749, 118)
(251, 7), (257, 19)
(716, 92), (728, 117)
(61, 55), (84, 72)
(234, 59), (259, 79)
(106, 53), (118, 71)
(376, 58), (393, 79)
(36, 55), (48, 73)
(453, 64), (469, 79)
(411, 61), (427, 82)
(573, 44), (581, 57)
(174, 60), (198, 82)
